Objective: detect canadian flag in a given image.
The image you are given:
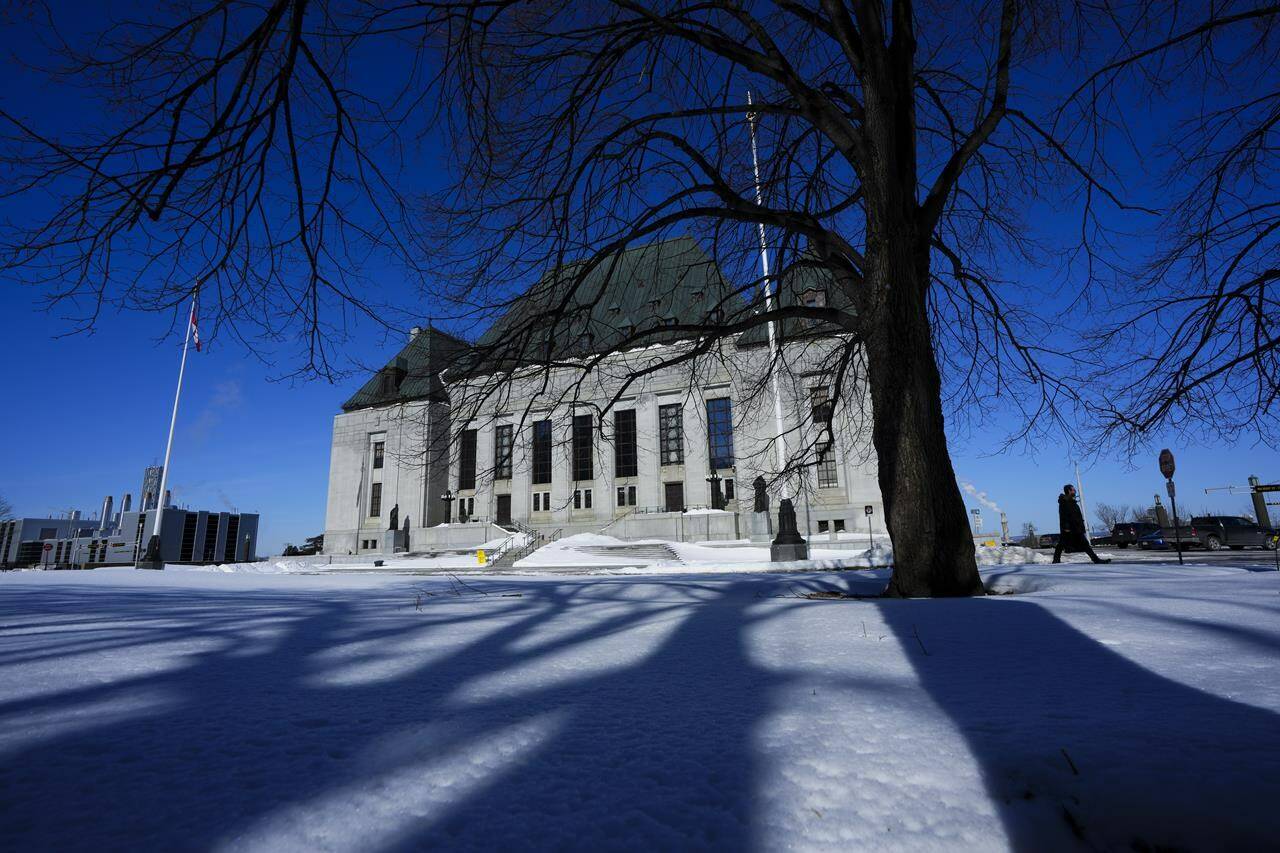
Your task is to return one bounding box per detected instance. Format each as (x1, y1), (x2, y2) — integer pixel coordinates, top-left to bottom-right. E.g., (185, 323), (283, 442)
(190, 299), (201, 352)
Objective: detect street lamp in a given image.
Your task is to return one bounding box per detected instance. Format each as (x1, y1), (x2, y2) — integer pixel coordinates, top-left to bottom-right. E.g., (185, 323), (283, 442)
(705, 469), (724, 510)
(440, 489), (454, 524)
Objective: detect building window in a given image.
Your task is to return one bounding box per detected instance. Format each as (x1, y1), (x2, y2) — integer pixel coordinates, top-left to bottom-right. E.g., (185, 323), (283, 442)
(459, 429), (478, 490)
(458, 497), (474, 520)
(532, 491), (551, 512)
(573, 488), (593, 510)
(818, 520), (830, 533)
(614, 410), (638, 478)
(494, 424), (513, 480)
(724, 478), (735, 501)
(705, 397), (734, 469)
(810, 387), (833, 424)
(572, 414), (593, 481)
(369, 482), (382, 517)
(616, 486), (637, 507)
(834, 519), (846, 533)
(373, 441), (385, 469)
(659, 404), (684, 465)
(816, 441), (838, 488)
(532, 420), (553, 484)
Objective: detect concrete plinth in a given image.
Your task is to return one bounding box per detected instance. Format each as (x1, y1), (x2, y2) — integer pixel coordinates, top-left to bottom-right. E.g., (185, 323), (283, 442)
(382, 529), (408, 555)
(746, 510), (774, 543)
(770, 541), (809, 562)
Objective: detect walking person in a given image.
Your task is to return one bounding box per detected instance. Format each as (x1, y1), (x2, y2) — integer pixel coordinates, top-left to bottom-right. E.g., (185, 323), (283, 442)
(1053, 484), (1111, 564)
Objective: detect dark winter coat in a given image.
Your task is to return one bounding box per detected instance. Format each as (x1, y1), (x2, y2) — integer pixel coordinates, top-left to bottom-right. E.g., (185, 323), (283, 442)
(1058, 493), (1089, 550)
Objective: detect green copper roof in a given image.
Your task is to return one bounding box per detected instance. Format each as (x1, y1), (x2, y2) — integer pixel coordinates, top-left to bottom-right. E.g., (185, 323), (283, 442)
(341, 326), (469, 412)
(465, 237), (748, 370)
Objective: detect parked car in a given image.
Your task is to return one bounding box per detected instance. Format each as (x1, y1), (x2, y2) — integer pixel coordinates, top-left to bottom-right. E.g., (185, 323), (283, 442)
(1111, 521), (1162, 549)
(1137, 528), (1172, 550)
(1180, 516), (1278, 551)
(1038, 533), (1060, 549)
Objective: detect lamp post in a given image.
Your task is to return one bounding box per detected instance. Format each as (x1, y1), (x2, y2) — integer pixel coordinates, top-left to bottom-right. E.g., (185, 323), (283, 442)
(440, 489), (454, 524)
(706, 469), (724, 511)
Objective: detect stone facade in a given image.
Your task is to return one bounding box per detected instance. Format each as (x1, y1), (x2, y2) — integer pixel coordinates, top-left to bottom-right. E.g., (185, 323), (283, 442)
(323, 334), (885, 553)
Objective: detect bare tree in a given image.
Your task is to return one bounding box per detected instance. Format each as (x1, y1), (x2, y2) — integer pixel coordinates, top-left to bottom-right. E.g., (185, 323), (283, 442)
(1094, 502), (1136, 531)
(1078, 4), (1280, 441)
(1, 1), (1267, 596)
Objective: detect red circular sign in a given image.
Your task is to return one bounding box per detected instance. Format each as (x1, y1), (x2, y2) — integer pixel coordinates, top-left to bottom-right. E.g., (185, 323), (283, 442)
(42, 543), (53, 551)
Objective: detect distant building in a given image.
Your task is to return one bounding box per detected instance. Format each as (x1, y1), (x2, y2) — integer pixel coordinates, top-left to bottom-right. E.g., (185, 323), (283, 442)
(0, 468), (259, 569)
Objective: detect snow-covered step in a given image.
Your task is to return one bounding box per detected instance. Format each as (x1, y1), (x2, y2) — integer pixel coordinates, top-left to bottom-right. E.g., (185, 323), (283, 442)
(568, 544), (683, 563)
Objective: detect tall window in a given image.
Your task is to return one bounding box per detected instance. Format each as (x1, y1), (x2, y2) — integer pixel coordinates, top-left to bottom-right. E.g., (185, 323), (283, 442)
(614, 410), (638, 477)
(659, 403), (684, 465)
(494, 424), (513, 480)
(532, 420), (553, 484)
(369, 482), (382, 517)
(572, 414), (593, 481)
(372, 441), (385, 469)
(458, 429), (478, 490)
(810, 386), (833, 424)
(816, 441), (839, 488)
(705, 397), (734, 469)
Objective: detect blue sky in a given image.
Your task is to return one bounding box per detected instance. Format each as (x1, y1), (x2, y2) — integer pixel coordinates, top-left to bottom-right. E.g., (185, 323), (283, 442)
(1, 4), (1278, 553)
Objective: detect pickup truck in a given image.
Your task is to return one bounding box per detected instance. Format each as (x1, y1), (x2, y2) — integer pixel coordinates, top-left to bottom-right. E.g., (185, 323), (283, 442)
(1175, 516), (1278, 551)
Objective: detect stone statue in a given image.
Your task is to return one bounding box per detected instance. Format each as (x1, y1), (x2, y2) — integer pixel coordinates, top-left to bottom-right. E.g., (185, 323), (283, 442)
(388, 504), (399, 531)
(402, 516), (411, 535)
(752, 476), (770, 513)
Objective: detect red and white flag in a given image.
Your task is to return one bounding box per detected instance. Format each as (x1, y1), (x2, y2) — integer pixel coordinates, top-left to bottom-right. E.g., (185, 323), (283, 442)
(190, 298), (201, 352)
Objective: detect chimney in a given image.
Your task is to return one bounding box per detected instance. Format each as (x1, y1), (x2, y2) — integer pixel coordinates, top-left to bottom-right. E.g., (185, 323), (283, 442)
(100, 496), (114, 533)
(164, 489), (172, 508)
(121, 493), (133, 514)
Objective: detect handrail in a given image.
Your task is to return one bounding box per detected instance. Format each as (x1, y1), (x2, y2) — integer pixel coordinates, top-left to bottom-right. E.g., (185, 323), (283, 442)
(599, 507), (636, 534)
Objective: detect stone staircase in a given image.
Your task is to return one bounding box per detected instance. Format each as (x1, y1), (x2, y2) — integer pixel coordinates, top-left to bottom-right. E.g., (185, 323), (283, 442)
(489, 535), (683, 569)
(559, 542), (683, 564)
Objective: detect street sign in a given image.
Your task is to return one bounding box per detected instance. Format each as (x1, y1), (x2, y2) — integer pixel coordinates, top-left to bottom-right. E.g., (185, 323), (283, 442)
(1166, 480), (1176, 499)
(42, 543), (52, 552)
(1254, 483), (1280, 493)
(1158, 448), (1176, 479)
(864, 505), (873, 516)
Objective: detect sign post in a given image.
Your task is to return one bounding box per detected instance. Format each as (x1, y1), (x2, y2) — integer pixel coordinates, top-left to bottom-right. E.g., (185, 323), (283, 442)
(864, 505), (875, 556)
(1159, 449), (1183, 565)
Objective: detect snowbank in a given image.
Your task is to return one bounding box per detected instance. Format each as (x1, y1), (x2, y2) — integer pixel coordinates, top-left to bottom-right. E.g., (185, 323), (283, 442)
(514, 533), (1053, 573)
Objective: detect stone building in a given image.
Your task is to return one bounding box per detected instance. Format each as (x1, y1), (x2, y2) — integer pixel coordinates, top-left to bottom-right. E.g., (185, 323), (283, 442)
(322, 238), (883, 555)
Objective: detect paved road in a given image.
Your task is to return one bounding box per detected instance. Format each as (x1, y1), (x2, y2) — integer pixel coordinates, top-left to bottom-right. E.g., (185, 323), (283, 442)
(1082, 547), (1280, 571)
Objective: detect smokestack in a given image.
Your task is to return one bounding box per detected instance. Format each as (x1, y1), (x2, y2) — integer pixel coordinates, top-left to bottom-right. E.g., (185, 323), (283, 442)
(100, 496), (114, 533)
(121, 493), (133, 514)
(1000, 512), (1009, 544)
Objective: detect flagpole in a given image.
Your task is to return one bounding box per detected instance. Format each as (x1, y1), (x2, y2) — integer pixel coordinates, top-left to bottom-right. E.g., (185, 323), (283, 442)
(138, 288), (197, 568)
(747, 91), (789, 485)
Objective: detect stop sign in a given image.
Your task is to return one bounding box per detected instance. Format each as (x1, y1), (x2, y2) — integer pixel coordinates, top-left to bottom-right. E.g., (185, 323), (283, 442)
(1158, 448), (1176, 479)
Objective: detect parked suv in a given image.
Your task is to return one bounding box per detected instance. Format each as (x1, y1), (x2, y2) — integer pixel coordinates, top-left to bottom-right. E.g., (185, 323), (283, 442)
(1184, 516), (1278, 551)
(1111, 521), (1161, 549)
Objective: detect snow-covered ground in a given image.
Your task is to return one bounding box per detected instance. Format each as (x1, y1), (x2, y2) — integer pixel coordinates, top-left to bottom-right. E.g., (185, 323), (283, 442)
(1, 562), (1277, 851)
(199, 534), (1057, 575)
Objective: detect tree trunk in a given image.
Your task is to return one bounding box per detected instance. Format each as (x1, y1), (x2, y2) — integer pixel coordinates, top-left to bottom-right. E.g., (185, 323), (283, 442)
(863, 242), (984, 598)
